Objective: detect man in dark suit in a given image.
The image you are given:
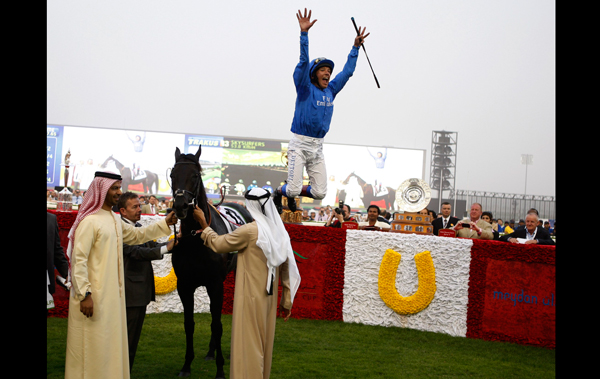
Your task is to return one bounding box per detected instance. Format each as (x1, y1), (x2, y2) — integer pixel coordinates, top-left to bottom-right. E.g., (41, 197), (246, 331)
(432, 202), (459, 236)
(47, 212), (70, 313)
(118, 192), (177, 372)
(499, 212), (555, 245)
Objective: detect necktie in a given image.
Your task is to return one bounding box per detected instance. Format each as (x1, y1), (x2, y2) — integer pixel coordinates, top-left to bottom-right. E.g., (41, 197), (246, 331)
(443, 219), (447, 228)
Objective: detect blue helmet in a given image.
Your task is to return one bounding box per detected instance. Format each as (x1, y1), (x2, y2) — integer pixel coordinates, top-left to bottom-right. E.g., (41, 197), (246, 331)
(309, 57), (334, 79)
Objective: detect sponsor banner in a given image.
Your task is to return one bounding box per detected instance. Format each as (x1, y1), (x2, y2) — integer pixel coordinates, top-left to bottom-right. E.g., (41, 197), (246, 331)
(466, 239), (556, 348)
(47, 125), (64, 187)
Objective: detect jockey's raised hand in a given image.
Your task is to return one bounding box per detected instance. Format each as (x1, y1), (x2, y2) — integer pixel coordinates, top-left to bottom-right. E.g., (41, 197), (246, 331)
(297, 8), (317, 33)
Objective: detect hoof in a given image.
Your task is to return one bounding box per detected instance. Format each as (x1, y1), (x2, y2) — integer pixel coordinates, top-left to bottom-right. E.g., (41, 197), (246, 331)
(204, 355), (215, 361)
(178, 371), (191, 377)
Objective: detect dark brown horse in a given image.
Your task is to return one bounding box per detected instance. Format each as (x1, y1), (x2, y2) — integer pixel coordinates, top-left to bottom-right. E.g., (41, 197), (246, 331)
(100, 155), (159, 194)
(169, 147), (251, 378)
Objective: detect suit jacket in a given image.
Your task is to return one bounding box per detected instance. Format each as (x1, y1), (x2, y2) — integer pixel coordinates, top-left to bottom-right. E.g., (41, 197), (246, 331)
(122, 219), (166, 307)
(47, 212), (70, 294)
(455, 219), (494, 240)
(432, 216), (459, 236)
(141, 204), (157, 215)
(499, 226), (555, 245)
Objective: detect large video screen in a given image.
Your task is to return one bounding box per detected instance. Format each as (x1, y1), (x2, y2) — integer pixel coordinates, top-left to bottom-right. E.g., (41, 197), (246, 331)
(47, 125), (425, 210)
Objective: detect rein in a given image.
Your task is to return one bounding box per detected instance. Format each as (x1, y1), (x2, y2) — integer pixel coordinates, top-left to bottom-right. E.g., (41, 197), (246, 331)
(171, 159), (205, 243)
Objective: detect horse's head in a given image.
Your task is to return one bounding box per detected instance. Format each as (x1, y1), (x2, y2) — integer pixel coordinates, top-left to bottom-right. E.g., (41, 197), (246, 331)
(170, 147), (205, 220)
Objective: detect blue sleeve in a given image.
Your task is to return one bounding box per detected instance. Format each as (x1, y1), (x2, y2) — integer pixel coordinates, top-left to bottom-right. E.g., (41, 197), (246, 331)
(329, 45), (360, 98)
(293, 32), (311, 95)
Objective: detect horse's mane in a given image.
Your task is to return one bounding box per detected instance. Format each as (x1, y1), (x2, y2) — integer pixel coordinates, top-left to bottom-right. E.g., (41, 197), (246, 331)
(176, 153), (203, 174)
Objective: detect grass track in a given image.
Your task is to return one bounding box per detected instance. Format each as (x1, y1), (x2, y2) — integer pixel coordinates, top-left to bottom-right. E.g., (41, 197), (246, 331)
(47, 313), (555, 378)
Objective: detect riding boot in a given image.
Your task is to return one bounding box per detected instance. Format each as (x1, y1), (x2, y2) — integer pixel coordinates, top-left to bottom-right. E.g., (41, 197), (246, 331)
(287, 195), (297, 212)
(277, 183), (296, 212)
(273, 186), (283, 214)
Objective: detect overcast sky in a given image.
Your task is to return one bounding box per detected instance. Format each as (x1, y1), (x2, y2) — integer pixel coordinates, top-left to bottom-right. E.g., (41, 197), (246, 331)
(47, 0), (555, 197)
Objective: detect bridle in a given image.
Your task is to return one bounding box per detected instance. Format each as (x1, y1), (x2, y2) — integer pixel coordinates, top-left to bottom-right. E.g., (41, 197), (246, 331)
(170, 160), (202, 211)
(169, 160), (207, 242)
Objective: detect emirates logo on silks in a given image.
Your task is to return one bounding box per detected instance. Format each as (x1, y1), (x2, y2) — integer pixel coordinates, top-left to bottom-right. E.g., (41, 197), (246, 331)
(378, 249), (437, 315)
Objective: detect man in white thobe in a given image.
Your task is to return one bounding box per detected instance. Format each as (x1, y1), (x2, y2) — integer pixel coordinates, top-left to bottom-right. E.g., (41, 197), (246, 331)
(64, 171), (177, 379)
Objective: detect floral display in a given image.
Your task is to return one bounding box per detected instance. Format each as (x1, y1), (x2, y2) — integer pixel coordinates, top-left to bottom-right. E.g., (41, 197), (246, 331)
(48, 211), (555, 348)
(154, 267), (178, 295)
(378, 249), (436, 315)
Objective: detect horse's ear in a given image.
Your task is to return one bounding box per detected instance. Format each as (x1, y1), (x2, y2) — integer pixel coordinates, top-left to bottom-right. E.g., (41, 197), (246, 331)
(175, 147), (181, 161)
(195, 145), (202, 161)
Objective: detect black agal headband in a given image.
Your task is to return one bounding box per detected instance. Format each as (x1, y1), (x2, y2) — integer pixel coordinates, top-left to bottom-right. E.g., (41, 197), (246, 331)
(94, 171), (123, 180)
(244, 189), (271, 215)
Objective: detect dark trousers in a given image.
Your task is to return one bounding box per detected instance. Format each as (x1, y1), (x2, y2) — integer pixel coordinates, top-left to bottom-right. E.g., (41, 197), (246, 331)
(126, 306), (147, 372)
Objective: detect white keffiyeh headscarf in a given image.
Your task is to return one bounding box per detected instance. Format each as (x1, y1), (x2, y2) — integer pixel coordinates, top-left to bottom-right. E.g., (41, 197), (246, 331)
(244, 188), (301, 304)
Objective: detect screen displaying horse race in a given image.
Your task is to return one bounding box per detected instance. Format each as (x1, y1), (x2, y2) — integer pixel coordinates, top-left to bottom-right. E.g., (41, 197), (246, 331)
(47, 124), (425, 210)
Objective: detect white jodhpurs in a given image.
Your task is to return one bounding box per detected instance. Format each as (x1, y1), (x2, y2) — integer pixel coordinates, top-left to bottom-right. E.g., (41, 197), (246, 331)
(284, 133), (327, 199)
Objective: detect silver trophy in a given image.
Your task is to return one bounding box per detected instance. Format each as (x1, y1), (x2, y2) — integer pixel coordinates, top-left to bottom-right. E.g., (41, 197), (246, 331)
(395, 178), (432, 212)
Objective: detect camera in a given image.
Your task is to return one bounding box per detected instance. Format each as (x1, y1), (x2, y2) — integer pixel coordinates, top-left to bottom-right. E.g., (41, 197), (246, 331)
(334, 201), (345, 215)
(461, 222), (470, 228)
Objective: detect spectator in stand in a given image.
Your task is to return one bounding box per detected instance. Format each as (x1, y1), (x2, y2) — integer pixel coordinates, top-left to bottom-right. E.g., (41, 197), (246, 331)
(50, 190), (59, 200)
(544, 221), (553, 234)
(141, 195), (159, 215)
(378, 209), (391, 225)
(499, 211), (555, 245)
(358, 205), (391, 230)
(452, 203), (494, 240)
(354, 211), (364, 222)
(158, 198), (168, 212)
(515, 208), (538, 231)
(432, 202), (459, 236)
(316, 208), (328, 221)
(481, 211), (500, 240)
(325, 203), (356, 227)
(551, 221), (556, 236)
(428, 209), (437, 221)
(301, 209), (310, 221)
(139, 195), (146, 205)
(72, 189), (84, 205)
(504, 220), (515, 234)
(323, 206), (332, 221)
(497, 219), (505, 233)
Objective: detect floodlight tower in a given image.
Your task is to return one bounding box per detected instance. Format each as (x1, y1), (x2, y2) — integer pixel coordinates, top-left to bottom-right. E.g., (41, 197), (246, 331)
(430, 131), (458, 209)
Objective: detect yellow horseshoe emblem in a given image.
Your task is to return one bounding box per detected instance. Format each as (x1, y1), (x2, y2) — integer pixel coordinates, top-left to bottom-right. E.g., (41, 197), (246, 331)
(154, 267), (178, 295)
(154, 234), (178, 295)
(378, 249), (436, 315)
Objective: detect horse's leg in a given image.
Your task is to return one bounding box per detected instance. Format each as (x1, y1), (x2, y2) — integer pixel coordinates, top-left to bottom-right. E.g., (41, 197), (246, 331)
(178, 287), (196, 377)
(206, 282), (226, 379)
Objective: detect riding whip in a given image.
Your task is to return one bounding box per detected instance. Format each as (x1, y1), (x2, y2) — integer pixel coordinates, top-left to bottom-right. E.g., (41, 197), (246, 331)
(351, 17), (380, 88)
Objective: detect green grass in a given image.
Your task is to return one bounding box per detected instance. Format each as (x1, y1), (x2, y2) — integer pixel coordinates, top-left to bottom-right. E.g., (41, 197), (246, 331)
(47, 313), (555, 378)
